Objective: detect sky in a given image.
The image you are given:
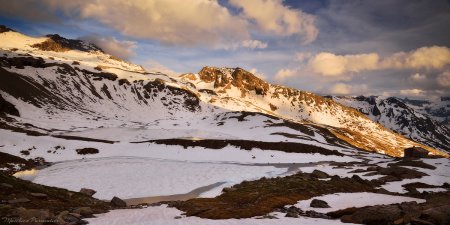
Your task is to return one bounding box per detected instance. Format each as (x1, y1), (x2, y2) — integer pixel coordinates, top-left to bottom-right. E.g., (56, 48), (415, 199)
(1, 0), (450, 99)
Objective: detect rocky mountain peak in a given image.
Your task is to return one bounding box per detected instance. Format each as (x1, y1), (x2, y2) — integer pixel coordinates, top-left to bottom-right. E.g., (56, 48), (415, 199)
(198, 66), (269, 95)
(31, 34), (102, 53)
(0, 25), (15, 33)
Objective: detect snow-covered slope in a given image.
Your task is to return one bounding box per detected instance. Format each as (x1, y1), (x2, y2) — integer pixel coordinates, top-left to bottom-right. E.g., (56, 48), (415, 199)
(0, 28), (447, 157)
(332, 96), (450, 152)
(180, 67), (446, 156)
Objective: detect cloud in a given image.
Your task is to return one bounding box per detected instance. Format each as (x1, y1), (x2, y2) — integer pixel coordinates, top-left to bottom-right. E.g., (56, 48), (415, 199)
(308, 52), (379, 76)
(228, 0), (318, 43)
(408, 73), (427, 83)
(399, 89), (425, 96)
(14, 0), (250, 47)
(249, 68), (267, 80)
(380, 46), (450, 70)
(3, 0), (318, 47)
(275, 68), (297, 81)
(308, 46), (450, 76)
(240, 40), (268, 50)
(81, 35), (137, 60)
(437, 71), (450, 87)
(143, 60), (179, 76)
(221, 39), (268, 50)
(330, 83), (351, 95)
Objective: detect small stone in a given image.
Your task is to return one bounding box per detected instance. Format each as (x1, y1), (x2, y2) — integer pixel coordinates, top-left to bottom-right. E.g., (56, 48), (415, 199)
(285, 211), (299, 218)
(73, 207), (93, 217)
(174, 216), (182, 219)
(8, 198), (30, 204)
(310, 199), (330, 208)
(111, 196), (127, 207)
(311, 170), (329, 179)
(80, 188), (96, 196)
(30, 193), (47, 198)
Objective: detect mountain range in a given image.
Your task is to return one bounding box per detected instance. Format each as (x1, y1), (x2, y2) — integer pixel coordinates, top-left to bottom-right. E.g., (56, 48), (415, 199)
(0, 25), (448, 157)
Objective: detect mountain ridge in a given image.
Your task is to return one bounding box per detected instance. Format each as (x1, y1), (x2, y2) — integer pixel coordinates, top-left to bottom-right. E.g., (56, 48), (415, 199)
(0, 27), (447, 157)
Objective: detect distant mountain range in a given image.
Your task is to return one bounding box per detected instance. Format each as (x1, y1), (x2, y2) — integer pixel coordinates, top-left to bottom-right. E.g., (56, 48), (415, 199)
(331, 96), (450, 152)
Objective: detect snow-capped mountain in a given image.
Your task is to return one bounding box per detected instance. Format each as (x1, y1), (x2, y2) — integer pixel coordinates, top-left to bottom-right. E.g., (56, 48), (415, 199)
(332, 96), (450, 153)
(402, 97), (450, 128)
(0, 27), (447, 157)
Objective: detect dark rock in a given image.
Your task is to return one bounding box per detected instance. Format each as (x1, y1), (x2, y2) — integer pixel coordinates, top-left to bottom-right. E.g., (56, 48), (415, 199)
(366, 166), (380, 171)
(222, 187), (237, 193)
(352, 175), (366, 183)
(8, 197), (30, 204)
(80, 188), (97, 196)
(0, 25), (15, 33)
(310, 199), (331, 208)
(311, 170), (329, 179)
(285, 206), (302, 218)
(111, 196), (127, 207)
(73, 207), (93, 217)
(76, 148), (99, 155)
(0, 93), (20, 116)
(303, 210), (330, 219)
(30, 192), (47, 198)
(404, 147), (429, 158)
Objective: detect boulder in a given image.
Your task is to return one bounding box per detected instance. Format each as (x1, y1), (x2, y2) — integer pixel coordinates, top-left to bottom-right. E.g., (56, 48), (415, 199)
(111, 196), (127, 207)
(311, 170), (329, 179)
(80, 188), (96, 196)
(310, 199), (331, 208)
(73, 207), (94, 217)
(404, 147), (429, 158)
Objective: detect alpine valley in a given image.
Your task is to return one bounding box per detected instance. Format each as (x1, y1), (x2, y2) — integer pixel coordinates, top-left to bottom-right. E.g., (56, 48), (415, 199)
(1, 26), (449, 225)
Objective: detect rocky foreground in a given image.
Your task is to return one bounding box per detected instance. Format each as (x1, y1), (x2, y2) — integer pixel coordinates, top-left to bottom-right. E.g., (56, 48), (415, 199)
(2, 152), (449, 225)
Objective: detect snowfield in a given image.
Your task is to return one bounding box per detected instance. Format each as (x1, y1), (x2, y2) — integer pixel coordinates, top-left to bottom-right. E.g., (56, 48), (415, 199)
(31, 157), (288, 200)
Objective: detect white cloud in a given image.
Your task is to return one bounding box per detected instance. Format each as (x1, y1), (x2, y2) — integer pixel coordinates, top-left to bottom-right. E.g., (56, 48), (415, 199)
(221, 39), (268, 50)
(437, 71), (450, 87)
(330, 83), (351, 95)
(40, 0), (250, 47)
(228, 0), (318, 44)
(240, 40), (268, 50)
(81, 35), (137, 60)
(143, 60), (179, 76)
(329, 83), (368, 95)
(308, 52), (379, 76)
(307, 46), (450, 76)
(274, 68), (297, 81)
(399, 89), (425, 96)
(408, 73), (427, 83)
(249, 68), (267, 80)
